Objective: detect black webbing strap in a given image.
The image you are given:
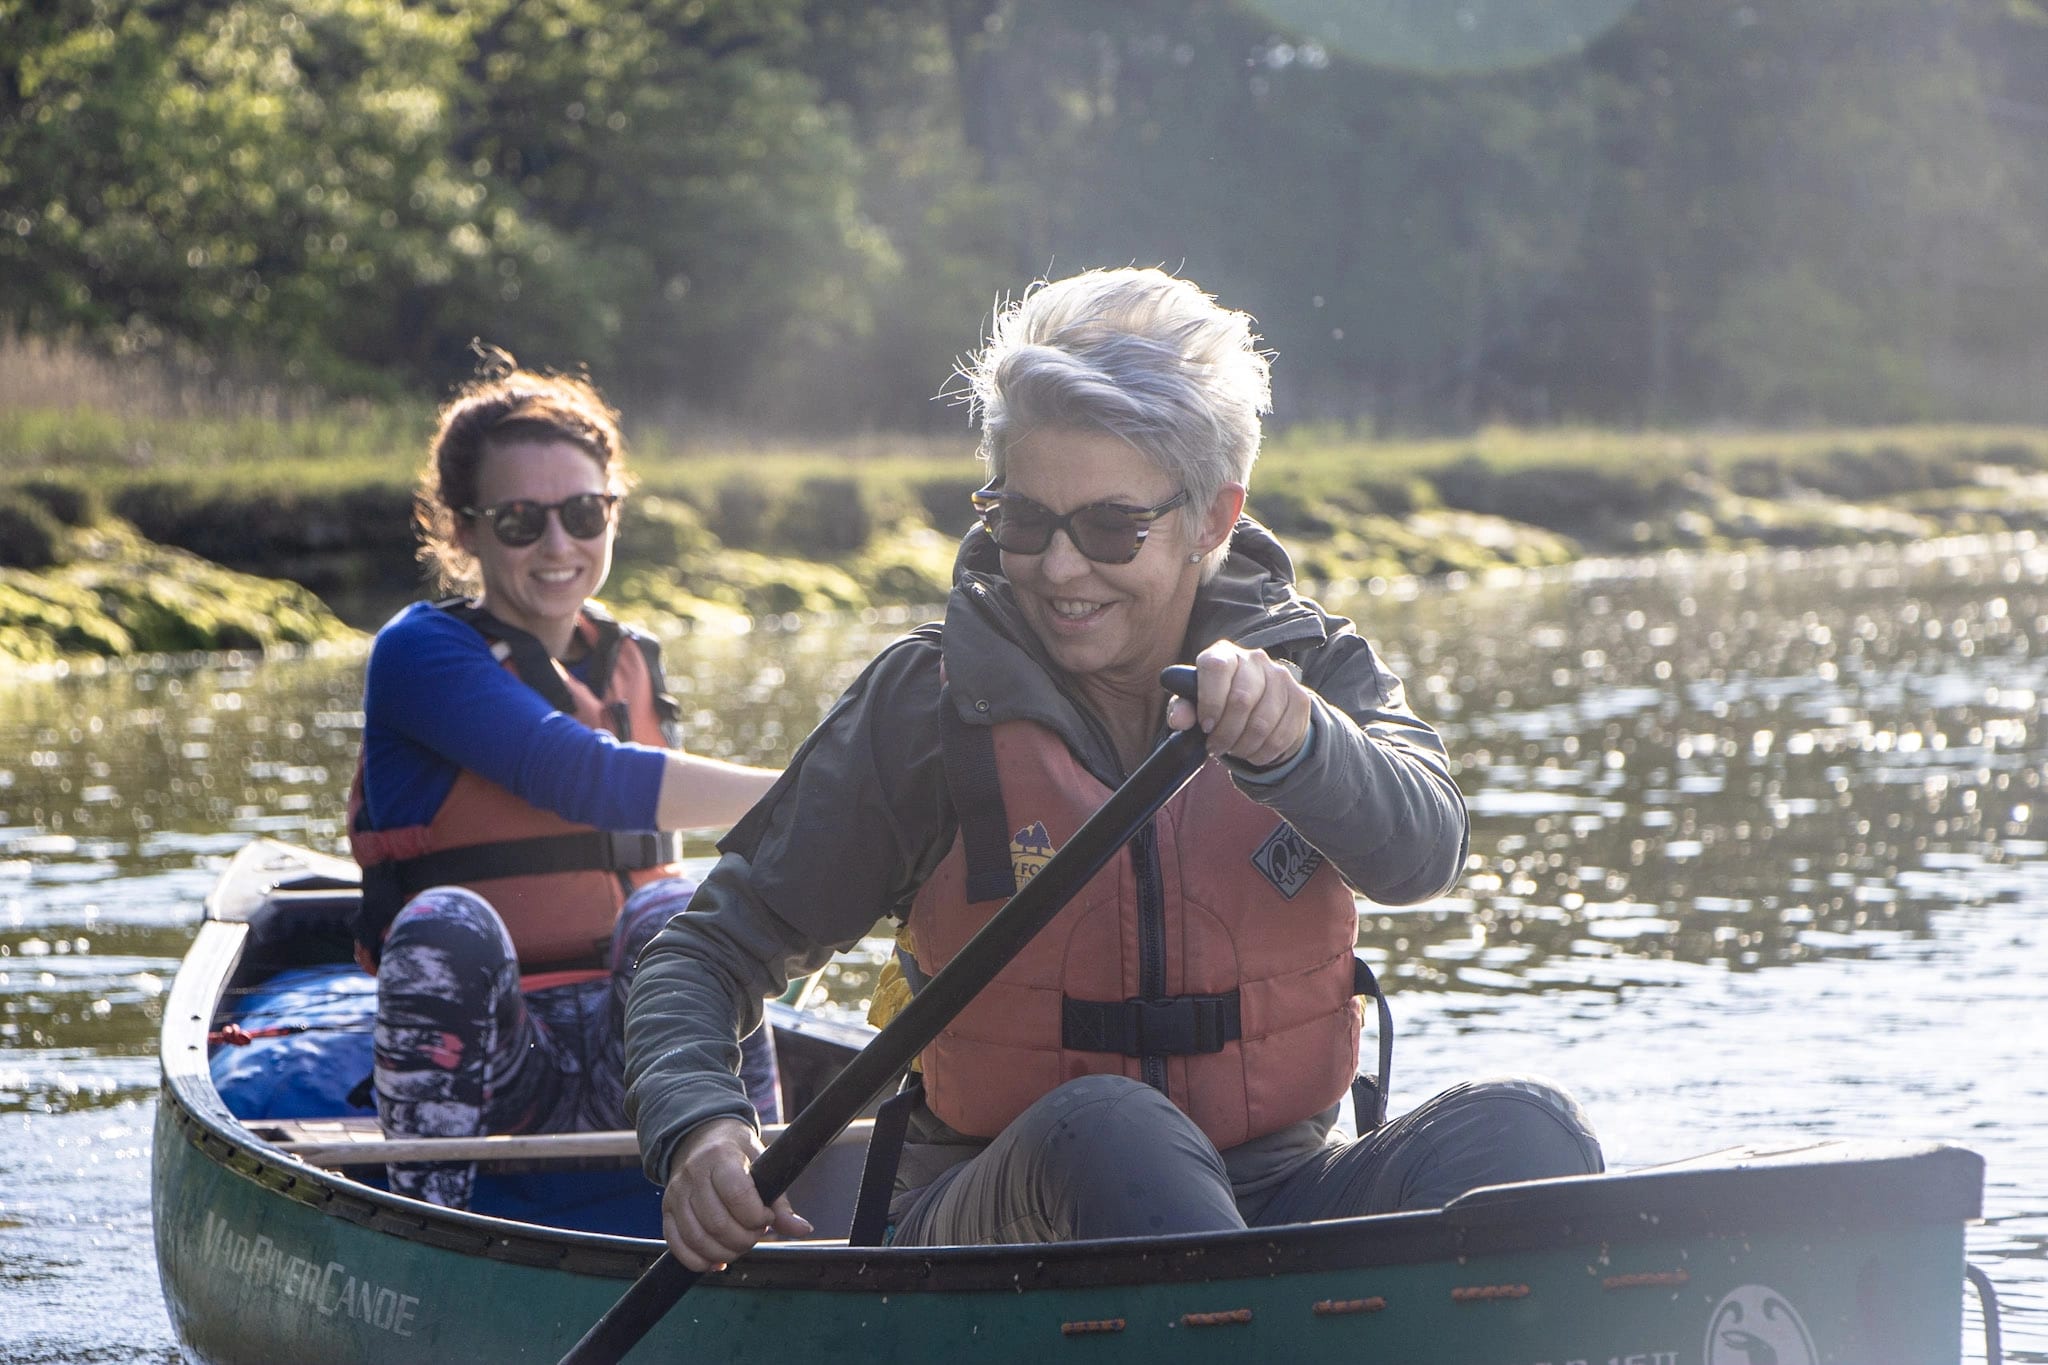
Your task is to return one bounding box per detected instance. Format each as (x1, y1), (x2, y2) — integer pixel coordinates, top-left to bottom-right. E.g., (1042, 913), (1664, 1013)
(633, 635), (684, 748)
(1061, 991), (1243, 1056)
(937, 693), (1016, 903)
(382, 829), (682, 898)
(439, 599), (580, 715)
(847, 1074), (922, 1247)
(1351, 956), (1395, 1130)
(440, 597), (629, 721)
(579, 611), (626, 699)
(578, 611), (633, 740)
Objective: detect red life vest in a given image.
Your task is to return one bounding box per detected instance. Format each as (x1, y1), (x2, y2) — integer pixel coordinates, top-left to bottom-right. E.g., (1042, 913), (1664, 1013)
(908, 711), (1364, 1151)
(348, 601), (685, 971)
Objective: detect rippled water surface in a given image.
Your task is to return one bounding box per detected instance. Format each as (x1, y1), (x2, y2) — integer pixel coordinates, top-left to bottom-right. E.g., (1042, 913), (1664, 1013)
(3, 541), (2044, 1361)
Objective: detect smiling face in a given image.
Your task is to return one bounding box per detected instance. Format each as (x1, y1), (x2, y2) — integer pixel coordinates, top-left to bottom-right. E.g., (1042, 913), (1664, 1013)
(456, 437), (616, 655)
(998, 426), (1240, 704)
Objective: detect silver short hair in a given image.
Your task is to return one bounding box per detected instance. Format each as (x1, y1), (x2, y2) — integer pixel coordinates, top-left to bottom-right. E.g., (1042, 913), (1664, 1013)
(960, 268), (1272, 571)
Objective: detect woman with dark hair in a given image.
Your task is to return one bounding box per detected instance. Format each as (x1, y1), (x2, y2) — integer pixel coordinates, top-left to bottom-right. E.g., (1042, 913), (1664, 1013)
(626, 268), (1602, 1267)
(349, 353), (780, 1209)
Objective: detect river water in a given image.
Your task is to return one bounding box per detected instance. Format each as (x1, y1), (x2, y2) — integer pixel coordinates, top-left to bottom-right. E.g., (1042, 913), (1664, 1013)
(2, 537), (2044, 1362)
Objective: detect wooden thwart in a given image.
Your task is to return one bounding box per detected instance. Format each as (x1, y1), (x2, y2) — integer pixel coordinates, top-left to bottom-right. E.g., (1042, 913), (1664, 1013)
(271, 1118), (871, 1170)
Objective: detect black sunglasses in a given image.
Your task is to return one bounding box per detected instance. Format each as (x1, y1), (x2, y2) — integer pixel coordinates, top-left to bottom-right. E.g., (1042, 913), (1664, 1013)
(971, 483), (1190, 564)
(462, 492), (620, 548)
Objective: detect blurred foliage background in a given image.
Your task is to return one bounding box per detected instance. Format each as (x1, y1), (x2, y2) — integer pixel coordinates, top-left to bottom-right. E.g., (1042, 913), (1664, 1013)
(5, 0), (2048, 434)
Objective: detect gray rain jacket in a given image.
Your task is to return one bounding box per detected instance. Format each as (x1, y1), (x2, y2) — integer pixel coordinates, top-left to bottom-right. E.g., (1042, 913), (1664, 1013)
(625, 518), (1470, 1201)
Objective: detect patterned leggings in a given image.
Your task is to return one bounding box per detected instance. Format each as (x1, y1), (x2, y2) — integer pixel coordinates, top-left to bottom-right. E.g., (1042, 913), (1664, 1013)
(373, 877), (780, 1208)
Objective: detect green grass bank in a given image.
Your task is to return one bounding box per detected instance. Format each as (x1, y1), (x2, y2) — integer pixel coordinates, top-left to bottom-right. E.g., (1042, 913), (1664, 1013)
(7, 406), (2048, 667)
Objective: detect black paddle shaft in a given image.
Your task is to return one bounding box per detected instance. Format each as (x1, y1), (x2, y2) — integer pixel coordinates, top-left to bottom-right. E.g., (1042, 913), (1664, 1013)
(560, 666), (1210, 1365)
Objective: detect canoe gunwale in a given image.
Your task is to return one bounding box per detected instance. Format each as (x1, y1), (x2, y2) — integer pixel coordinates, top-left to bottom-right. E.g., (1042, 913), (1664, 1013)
(159, 842), (1989, 1300)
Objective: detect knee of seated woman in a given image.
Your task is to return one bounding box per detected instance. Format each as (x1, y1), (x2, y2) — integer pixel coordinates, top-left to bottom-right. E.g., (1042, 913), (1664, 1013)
(385, 887), (514, 960)
(1455, 1074), (1594, 1121)
(616, 876), (697, 937)
(1043, 1073), (1164, 1108)
(619, 875), (697, 918)
(1425, 1075), (1602, 1172)
(1030, 1074), (1199, 1144)
(1020, 1077), (1228, 1201)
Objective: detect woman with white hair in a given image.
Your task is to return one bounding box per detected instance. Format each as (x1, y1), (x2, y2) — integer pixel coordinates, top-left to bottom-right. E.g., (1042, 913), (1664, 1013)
(626, 267), (1602, 1265)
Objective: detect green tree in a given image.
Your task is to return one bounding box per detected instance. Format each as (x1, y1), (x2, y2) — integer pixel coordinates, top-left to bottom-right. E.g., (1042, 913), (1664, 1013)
(1526, 0), (2048, 424)
(920, 1), (1600, 429)
(0, 0), (526, 390)
(444, 0), (896, 416)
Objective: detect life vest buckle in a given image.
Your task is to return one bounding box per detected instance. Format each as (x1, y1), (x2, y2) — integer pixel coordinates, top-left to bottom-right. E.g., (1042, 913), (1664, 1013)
(1062, 991), (1243, 1056)
(605, 829), (682, 870)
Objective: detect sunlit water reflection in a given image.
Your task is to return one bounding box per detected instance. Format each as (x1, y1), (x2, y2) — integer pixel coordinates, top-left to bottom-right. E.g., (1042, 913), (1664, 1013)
(2, 540), (2043, 1360)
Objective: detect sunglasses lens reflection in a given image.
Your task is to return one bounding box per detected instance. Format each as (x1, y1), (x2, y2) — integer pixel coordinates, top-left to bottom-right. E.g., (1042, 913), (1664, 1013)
(980, 502), (1145, 563)
(490, 504), (546, 545)
(557, 494), (613, 538)
(1072, 508), (1144, 561)
(483, 494), (614, 547)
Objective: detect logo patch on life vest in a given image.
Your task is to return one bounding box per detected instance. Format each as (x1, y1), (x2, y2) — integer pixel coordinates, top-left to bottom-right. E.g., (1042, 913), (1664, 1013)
(1011, 821), (1056, 886)
(1251, 822), (1323, 898)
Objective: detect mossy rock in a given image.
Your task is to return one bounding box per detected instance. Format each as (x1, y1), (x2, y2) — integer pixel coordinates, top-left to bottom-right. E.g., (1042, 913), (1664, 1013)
(0, 575), (135, 661)
(1708, 494), (1934, 549)
(711, 480), (772, 549)
(1429, 456), (1692, 543)
(768, 475), (875, 557)
(1726, 454), (1791, 500)
(11, 474), (101, 527)
(596, 576), (754, 635)
(846, 526), (958, 606)
(109, 479), (414, 567)
(615, 494), (718, 570)
(1286, 511), (1578, 585)
(0, 519), (357, 663)
(1353, 475), (1439, 518)
(1969, 440), (2048, 472)
(1804, 444), (1967, 499)
(1245, 487), (1338, 537)
(0, 493), (69, 569)
(612, 545), (869, 620)
(914, 473), (982, 537)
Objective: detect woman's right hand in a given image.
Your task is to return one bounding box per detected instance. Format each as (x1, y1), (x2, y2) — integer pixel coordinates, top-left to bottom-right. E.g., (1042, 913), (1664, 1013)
(660, 1116), (814, 1271)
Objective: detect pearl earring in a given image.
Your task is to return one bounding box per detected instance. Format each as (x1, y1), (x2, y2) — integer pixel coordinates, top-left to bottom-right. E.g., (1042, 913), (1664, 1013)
(1188, 551), (1204, 563)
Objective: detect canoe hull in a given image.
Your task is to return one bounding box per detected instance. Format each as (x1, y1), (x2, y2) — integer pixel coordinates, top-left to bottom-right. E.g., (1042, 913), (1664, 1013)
(157, 1076), (1973, 1364)
(153, 842), (1984, 1364)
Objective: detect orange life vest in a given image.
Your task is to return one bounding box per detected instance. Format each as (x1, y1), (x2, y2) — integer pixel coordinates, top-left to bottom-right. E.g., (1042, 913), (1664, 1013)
(908, 711), (1364, 1151)
(348, 601), (685, 971)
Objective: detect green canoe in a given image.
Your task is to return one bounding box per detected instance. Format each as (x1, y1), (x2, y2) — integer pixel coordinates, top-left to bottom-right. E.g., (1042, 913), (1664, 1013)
(155, 840), (1999, 1364)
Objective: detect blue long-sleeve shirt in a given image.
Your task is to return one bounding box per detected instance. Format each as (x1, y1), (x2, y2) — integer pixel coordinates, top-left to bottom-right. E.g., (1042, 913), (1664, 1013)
(357, 601), (669, 833)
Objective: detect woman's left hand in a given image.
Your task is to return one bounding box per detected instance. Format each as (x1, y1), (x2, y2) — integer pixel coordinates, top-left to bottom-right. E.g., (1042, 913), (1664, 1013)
(1167, 641), (1312, 769)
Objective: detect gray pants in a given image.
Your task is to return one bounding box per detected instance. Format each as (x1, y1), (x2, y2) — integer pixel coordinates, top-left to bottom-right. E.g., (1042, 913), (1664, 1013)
(891, 1073), (1602, 1246)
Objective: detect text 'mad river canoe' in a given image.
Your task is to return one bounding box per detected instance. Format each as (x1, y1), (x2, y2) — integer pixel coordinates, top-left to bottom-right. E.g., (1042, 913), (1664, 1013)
(154, 839), (2003, 1363)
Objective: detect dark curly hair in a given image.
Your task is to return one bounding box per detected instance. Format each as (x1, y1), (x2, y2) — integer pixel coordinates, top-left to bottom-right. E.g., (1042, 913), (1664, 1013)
(416, 347), (632, 594)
